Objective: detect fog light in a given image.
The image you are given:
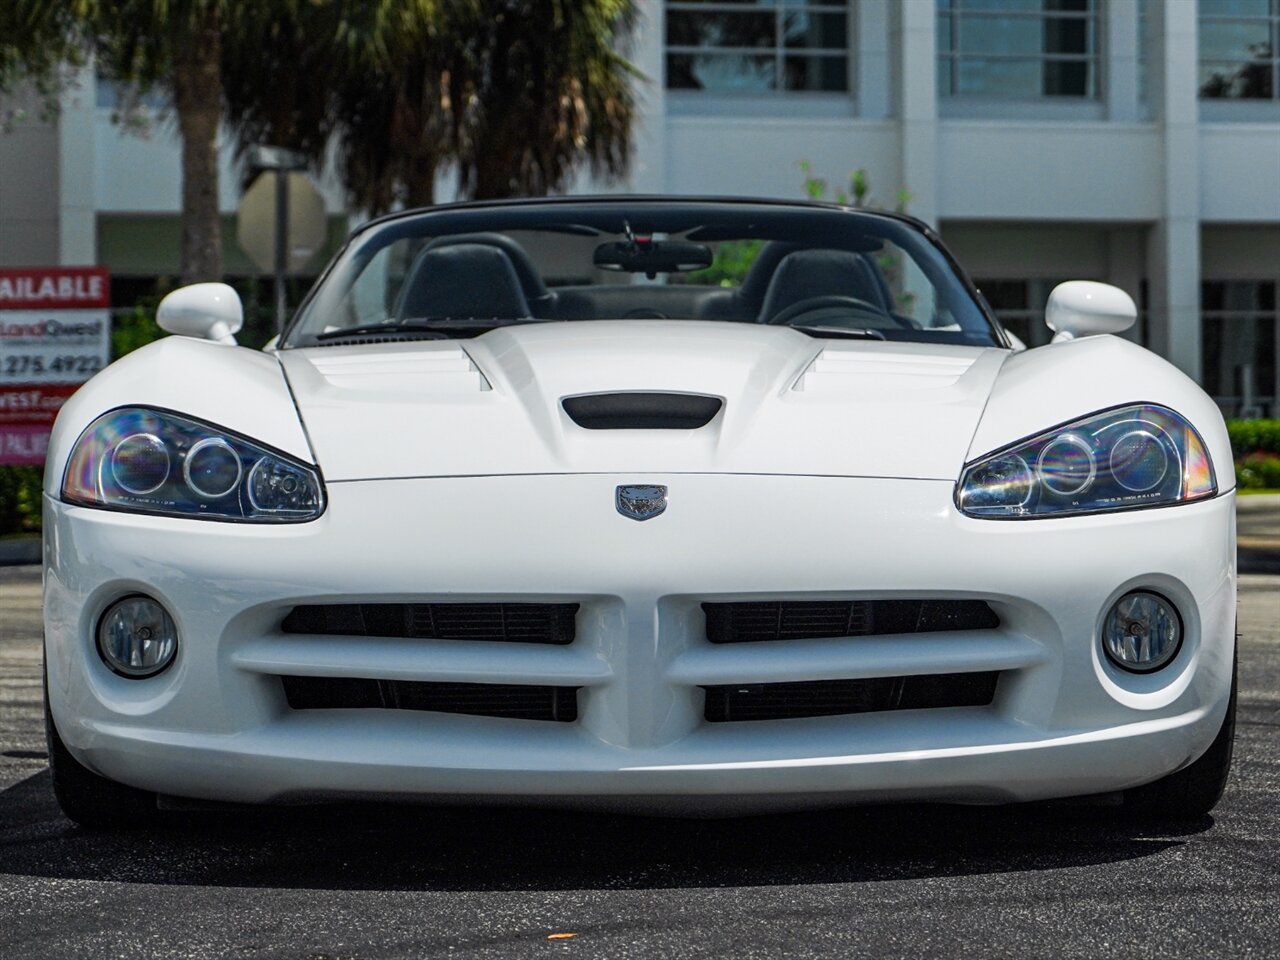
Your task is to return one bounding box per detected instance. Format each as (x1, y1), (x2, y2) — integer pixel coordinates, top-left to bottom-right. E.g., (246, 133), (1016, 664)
(1102, 590), (1181, 673)
(97, 596), (178, 678)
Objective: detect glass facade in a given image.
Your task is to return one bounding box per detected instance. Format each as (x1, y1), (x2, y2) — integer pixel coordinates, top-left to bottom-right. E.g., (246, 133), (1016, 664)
(666, 1), (851, 93)
(1199, 0), (1280, 100)
(937, 0), (1099, 99)
(1202, 281), (1278, 416)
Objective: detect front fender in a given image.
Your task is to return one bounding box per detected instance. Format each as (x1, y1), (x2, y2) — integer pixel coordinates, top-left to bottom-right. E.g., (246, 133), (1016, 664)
(43, 336), (312, 497)
(967, 336), (1235, 491)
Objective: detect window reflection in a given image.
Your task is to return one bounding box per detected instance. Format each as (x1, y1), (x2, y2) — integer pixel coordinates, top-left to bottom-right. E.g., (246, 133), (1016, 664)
(937, 0), (1098, 99)
(666, 1), (850, 93)
(1202, 281), (1278, 417)
(1198, 0), (1280, 100)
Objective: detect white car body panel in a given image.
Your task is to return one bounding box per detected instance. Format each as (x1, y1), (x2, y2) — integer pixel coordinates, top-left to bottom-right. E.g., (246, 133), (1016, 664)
(46, 336), (315, 475)
(967, 334), (1235, 486)
(276, 323), (1007, 481)
(40, 208), (1237, 816)
(43, 470), (1234, 811)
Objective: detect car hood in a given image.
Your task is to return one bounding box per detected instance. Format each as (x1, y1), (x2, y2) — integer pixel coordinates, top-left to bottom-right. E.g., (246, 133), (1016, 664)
(277, 321), (1009, 482)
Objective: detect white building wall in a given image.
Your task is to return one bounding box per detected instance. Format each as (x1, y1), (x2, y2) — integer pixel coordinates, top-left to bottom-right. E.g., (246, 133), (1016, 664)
(3, 0), (1279, 396)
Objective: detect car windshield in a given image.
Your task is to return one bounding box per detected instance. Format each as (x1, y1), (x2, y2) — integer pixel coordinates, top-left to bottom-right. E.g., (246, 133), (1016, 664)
(284, 200), (1000, 348)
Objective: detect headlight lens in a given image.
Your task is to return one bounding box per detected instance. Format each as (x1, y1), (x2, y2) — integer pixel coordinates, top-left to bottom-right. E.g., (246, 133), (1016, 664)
(63, 407), (325, 522)
(957, 404), (1216, 519)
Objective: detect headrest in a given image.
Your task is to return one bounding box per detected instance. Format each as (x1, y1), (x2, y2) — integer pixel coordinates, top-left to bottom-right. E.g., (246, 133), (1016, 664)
(424, 232), (551, 306)
(758, 249), (889, 323)
(396, 243), (532, 321)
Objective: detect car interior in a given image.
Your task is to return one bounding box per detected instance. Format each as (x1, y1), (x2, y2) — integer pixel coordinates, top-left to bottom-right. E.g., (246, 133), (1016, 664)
(290, 203), (1001, 347)
(392, 232), (908, 328)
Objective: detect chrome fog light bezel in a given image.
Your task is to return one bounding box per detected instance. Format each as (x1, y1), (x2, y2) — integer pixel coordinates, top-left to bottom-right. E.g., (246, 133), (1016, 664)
(96, 594), (180, 679)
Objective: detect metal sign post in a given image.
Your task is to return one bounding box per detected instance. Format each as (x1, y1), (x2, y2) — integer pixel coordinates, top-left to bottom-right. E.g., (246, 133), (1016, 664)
(244, 146), (311, 333)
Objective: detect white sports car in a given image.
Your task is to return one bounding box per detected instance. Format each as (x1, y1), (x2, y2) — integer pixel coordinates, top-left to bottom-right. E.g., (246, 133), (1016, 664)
(42, 198), (1236, 828)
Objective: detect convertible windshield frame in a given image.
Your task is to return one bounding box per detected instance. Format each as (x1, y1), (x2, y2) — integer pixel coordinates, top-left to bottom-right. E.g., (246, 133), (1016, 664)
(281, 196), (1008, 350)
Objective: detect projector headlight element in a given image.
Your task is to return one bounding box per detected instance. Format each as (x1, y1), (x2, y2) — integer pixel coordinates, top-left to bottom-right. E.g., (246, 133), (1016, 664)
(957, 404), (1215, 519)
(63, 407), (324, 522)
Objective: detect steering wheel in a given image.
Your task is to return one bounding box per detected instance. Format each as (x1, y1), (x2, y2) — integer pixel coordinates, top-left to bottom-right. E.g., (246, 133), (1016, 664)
(766, 295), (913, 330)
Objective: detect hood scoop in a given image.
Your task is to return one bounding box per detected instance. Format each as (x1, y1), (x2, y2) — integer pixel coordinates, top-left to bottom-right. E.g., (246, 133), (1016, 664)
(562, 392), (723, 430)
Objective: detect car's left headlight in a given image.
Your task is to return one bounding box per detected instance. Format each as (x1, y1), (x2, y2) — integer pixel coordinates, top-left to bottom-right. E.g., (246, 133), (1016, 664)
(62, 407), (325, 522)
(957, 403), (1216, 519)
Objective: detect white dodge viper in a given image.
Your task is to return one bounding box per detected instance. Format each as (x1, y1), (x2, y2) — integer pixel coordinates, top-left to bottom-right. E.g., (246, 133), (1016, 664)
(41, 198), (1236, 827)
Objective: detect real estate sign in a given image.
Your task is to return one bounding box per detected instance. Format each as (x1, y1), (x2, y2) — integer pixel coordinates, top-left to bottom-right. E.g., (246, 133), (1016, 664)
(0, 267), (111, 466)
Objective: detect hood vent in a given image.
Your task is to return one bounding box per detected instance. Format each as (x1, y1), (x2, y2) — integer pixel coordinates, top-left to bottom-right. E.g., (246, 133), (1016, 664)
(562, 392), (723, 430)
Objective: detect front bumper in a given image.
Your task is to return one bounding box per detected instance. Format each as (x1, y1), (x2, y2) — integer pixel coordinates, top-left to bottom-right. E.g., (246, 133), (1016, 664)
(43, 476), (1236, 813)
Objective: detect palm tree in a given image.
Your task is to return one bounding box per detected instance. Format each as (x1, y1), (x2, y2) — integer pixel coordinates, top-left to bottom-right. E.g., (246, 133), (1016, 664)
(0, 0), (235, 283)
(222, 0), (641, 215)
(447, 0), (640, 201)
(4, 0), (642, 275)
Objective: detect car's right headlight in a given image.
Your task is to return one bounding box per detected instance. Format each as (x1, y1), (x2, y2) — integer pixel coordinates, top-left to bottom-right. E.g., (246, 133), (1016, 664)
(63, 407), (325, 522)
(957, 403), (1216, 519)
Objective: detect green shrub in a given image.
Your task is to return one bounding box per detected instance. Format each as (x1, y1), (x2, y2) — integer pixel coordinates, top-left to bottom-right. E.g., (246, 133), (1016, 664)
(111, 302), (165, 360)
(0, 466), (43, 535)
(679, 239), (763, 288)
(1237, 452), (1280, 490)
(1226, 419), (1280, 458)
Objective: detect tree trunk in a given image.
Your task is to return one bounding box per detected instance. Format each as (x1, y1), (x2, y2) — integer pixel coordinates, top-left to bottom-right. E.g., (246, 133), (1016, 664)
(402, 151), (436, 209)
(172, 7), (223, 284)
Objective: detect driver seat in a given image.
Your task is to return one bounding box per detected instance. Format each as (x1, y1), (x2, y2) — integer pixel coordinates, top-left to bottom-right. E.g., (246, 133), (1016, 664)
(757, 249), (890, 324)
(395, 243), (532, 321)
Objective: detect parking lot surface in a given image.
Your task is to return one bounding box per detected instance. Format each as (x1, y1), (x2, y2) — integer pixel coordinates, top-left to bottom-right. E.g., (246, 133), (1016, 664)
(1, 564), (1277, 959)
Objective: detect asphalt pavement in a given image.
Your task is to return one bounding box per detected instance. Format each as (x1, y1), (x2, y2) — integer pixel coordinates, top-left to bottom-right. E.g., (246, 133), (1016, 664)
(1, 564), (1277, 959)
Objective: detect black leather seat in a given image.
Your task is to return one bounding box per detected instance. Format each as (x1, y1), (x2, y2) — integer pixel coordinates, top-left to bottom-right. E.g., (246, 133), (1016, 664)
(757, 249), (891, 324)
(696, 241), (798, 322)
(422, 232), (554, 315)
(395, 243), (532, 321)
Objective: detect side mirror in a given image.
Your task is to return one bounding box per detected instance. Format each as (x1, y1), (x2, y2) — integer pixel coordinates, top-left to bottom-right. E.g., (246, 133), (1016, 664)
(1045, 281), (1135, 343)
(157, 282), (243, 345)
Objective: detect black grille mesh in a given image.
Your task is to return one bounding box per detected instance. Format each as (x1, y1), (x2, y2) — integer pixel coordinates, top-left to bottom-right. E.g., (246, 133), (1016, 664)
(282, 603), (579, 645)
(281, 676), (579, 722)
(703, 599), (998, 644)
(703, 672), (999, 722)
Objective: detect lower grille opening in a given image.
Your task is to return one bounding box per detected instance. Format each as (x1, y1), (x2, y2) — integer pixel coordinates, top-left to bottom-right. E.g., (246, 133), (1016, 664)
(281, 676), (579, 722)
(282, 603), (579, 645)
(703, 599), (999, 644)
(702, 671), (999, 722)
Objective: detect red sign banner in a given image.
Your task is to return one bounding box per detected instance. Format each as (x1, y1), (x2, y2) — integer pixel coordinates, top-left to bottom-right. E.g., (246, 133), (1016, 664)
(0, 266), (110, 466)
(0, 266), (110, 311)
(0, 384), (78, 425)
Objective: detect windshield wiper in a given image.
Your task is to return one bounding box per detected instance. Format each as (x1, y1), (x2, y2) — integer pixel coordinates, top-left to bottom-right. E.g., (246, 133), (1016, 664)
(314, 322), (451, 342)
(313, 317), (547, 343)
(787, 324), (887, 341)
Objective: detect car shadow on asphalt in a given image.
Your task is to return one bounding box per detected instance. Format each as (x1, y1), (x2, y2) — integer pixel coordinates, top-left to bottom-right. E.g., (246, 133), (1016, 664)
(0, 768), (1211, 891)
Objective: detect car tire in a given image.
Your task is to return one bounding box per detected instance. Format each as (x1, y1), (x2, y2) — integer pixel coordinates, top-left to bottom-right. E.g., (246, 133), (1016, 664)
(44, 660), (157, 830)
(1123, 653), (1237, 821)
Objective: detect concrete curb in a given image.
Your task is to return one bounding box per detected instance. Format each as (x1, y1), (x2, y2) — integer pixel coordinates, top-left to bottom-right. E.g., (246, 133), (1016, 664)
(0, 539), (40, 566)
(1236, 493), (1280, 513)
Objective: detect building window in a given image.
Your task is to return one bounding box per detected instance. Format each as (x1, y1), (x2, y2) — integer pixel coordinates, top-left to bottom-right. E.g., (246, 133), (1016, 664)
(1202, 281), (1278, 417)
(937, 0), (1099, 99)
(1199, 0), (1279, 100)
(665, 1), (850, 93)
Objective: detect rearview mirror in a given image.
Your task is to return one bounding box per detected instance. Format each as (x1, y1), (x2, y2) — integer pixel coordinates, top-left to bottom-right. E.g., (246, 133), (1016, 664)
(1045, 281), (1135, 343)
(593, 239), (713, 278)
(157, 282), (243, 345)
